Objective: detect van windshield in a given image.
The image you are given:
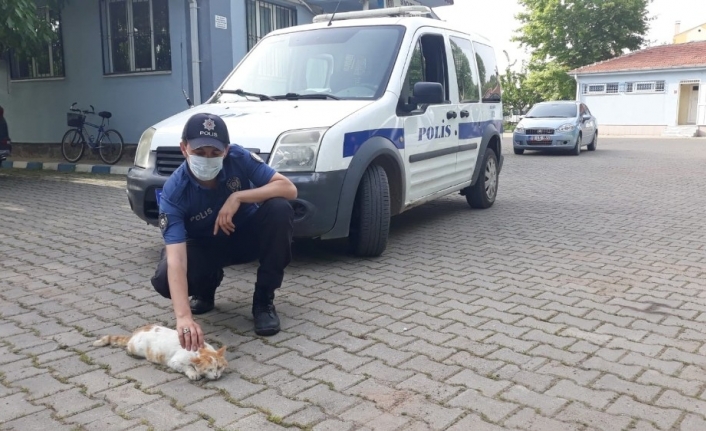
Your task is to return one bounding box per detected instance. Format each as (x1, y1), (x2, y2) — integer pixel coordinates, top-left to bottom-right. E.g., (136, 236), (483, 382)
(215, 25), (405, 102)
(525, 104), (577, 118)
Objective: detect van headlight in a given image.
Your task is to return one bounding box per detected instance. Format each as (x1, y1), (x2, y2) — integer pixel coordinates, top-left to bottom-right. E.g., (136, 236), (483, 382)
(134, 127), (156, 168)
(557, 123), (576, 133)
(269, 128), (327, 172)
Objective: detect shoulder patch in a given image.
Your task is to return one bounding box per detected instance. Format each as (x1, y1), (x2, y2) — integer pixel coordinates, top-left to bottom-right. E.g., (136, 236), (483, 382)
(227, 176), (241, 192)
(158, 213), (168, 232)
(250, 151), (264, 163)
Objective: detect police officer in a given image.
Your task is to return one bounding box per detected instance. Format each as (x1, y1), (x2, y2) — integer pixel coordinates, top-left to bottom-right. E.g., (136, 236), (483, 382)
(151, 112), (297, 351)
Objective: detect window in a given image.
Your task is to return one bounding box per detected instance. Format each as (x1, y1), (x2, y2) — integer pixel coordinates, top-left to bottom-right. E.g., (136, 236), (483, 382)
(472, 42), (501, 102)
(10, 7), (64, 80)
(606, 83), (619, 94)
(626, 82), (634, 93)
(99, 0), (171, 74)
(398, 33), (449, 111)
(216, 26), (404, 101)
(246, 0), (297, 51)
(449, 36), (480, 103)
(656, 81), (665, 92)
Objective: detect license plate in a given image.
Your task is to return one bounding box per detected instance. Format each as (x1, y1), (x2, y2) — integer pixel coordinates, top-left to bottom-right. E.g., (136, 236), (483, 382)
(155, 189), (162, 206)
(530, 135), (551, 141)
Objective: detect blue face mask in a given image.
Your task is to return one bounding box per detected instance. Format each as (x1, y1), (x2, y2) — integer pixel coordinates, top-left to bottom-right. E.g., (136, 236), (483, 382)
(187, 154), (223, 181)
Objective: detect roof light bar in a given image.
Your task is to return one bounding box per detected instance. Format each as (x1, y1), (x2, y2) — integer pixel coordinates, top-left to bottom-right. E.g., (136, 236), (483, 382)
(312, 6), (440, 23)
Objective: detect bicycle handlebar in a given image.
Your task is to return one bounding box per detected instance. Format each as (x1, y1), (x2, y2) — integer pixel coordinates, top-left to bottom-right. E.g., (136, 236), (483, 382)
(68, 102), (96, 115)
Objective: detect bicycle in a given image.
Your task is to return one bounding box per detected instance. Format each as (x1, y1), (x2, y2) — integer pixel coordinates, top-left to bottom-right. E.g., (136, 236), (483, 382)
(61, 102), (124, 165)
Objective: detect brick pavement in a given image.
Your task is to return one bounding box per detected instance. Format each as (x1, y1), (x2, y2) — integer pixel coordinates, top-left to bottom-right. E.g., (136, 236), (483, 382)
(1, 138), (706, 430)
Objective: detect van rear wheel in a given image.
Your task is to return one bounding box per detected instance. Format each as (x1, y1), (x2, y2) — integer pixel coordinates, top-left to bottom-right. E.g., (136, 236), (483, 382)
(466, 147), (498, 209)
(349, 164), (390, 257)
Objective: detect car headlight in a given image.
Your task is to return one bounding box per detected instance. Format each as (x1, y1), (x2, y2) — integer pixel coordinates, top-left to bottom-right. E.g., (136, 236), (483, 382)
(514, 125), (525, 134)
(557, 123), (576, 132)
(269, 128), (326, 172)
(134, 127), (156, 168)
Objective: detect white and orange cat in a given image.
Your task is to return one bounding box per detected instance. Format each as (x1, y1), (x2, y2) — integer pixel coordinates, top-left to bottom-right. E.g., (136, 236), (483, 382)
(93, 324), (228, 381)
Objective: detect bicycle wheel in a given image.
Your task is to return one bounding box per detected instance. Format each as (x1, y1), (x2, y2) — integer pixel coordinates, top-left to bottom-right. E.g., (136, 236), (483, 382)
(61, 129), (85, 163)
(99, 129), (124, 165)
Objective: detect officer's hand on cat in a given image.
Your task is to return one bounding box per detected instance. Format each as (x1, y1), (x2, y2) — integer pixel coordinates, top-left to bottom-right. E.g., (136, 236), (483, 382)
(214, 194), (241, 236)
(177, 316), (204, 351)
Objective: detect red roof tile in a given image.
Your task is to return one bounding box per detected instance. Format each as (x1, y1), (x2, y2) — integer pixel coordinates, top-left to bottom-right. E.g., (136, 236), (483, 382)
(569, 40), (706, 75)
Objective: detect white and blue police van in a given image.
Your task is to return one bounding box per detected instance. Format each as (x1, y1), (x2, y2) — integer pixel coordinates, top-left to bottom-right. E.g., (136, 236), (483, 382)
(126, 6), (504, 257)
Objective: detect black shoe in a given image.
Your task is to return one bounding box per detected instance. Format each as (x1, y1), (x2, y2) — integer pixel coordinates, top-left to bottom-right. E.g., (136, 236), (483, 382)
(253, 304), (280, 336)
(252, 290), (280, 336)
(190, 295), (214, 315)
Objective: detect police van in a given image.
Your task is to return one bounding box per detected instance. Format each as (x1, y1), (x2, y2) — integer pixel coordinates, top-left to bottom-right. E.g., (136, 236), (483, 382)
(126, 6), (504, 257)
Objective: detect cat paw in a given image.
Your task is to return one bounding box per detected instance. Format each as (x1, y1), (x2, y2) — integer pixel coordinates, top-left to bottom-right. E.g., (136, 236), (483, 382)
(185, 371), (202, 381)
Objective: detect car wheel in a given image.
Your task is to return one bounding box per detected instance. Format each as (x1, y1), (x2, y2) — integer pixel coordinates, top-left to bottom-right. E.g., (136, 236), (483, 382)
(514, 148), (524, 155)
(466, 147), (498, 209)
(571, 134), (581, 156)
(587, 132), (597, 151)
(348, 164), (390, 257)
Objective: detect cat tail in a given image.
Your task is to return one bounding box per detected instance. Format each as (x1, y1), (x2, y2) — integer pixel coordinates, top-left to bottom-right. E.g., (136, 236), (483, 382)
(93, 335), (131, 347)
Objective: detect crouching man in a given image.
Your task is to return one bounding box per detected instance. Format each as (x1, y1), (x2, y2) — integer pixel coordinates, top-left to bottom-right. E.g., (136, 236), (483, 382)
(151, 112), (297, 350)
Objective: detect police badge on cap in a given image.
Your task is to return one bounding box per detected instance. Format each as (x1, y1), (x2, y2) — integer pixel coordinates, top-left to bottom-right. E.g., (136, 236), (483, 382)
(182, 113), (230, 151)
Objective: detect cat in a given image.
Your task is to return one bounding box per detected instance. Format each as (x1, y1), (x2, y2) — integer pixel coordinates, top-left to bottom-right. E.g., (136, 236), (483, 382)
(93, 324), (228, 381)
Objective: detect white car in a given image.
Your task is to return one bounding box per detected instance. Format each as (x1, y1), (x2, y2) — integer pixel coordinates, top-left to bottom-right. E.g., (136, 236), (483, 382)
(126, 6), (505, 257)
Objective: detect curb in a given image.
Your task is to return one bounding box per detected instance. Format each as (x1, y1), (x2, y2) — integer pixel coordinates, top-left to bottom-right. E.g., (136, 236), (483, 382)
(1, 160), (132, 175)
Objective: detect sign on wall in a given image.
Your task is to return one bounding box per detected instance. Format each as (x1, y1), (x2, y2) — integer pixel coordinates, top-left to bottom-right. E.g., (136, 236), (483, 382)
(215, 15), (227, 30)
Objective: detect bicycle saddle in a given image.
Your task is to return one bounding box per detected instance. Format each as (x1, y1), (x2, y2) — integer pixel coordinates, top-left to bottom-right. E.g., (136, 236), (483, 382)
(99, 111), (112, 119)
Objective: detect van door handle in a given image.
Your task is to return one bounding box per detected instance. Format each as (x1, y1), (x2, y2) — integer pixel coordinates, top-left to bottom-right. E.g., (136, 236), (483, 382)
(460, 110), (469, 118)
(446, 110), (457, 119)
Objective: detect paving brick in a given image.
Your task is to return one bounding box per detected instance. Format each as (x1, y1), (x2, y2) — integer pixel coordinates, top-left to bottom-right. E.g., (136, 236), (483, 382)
(128, 398), (198, 430)
(0, 392), (45, 422)
(297, 383), (359, 415)
(680, 414), (706, 431)
(316, 347), (374, 371)
(546, 379), (617, 409)
(593, 374), (661, 403)
(656, 389), (706, 418)
(445, 352), (505, 375)
(358, 343), (417, 366)
(284, 405), (327, 428)
(267, 351), (326, 376)
(186, 396), (257, 427)
(501, 384), (567, 416)
(397, 373), (462, 402)
(0, 408), (75, 431)
(555, 402), (632, 431)
(504, 407), (582, 431)
(312, 419), (355, 431)
(582, 356), (642, 380)
(636, 370), (701, 397)
(97, 383), (161, 414)
(390, 394), (464, 430)
(68, 369), (128, 396)
(447, 413), (522, 431)
(445, 369), (511, 397)
(320, 331), (376, 353)
(608, 395), (682, 430)
(528, 345), (586, 365)
(536, 361), (600, 386)
(225, 412), (292, 431)
(242, 389), (308, 418)
(446, 389), (519, 422)
(619, 351), (683, 375)
(13, 372), (73, 400)
(484, 333), (536, 353)
(354, 359), (416, 383)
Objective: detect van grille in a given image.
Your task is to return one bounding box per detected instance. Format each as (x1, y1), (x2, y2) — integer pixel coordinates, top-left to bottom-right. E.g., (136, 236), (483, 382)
(154, 147), (269, 176)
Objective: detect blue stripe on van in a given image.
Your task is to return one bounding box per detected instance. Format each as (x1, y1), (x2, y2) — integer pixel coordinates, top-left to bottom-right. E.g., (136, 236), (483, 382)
(343, 128), (405, 158)
(458, 120), (504, 140)
(343, 120), (503, 158)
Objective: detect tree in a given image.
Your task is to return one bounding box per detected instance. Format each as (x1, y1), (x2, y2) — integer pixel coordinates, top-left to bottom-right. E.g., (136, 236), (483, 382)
(0, 0), (67, 58)
(513, 0), (650, 70)
(500, 66), (538, 117)
(524, 60), (577, 101)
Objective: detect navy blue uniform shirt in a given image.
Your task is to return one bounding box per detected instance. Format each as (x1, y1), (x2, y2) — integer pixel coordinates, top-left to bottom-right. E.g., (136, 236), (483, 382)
(158, 145), (276, 245)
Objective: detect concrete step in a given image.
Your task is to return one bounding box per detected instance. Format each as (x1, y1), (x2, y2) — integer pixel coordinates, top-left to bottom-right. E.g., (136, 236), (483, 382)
(662, 126), (699, 137)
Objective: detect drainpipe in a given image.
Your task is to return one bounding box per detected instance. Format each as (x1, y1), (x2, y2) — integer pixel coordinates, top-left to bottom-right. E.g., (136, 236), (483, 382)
(573, 74), (580, 101)
(188, 0), (201, 105)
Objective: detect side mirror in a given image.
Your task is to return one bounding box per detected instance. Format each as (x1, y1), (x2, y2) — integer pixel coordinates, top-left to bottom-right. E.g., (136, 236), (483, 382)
(582, 114), (591, 122)
(413, 82), (444, 105)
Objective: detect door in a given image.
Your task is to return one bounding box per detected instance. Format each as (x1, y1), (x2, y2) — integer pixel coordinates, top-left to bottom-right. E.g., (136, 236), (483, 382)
(581, 103), (596, 142)
(399, 32), (461, 203)
(687, 85), (699, 125)
(448, 34), (481, 183)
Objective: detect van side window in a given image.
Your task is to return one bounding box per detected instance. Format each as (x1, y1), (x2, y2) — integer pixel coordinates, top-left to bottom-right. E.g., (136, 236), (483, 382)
(449, 36), (480, 103)
(472, 41), (501, 103)
(399, 34), (449, 112)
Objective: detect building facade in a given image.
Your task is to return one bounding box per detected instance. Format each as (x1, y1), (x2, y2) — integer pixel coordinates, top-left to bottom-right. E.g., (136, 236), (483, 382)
(570, 41), (706, 137)
(0, 0), (315, 145)
(674, 21), (706, 44)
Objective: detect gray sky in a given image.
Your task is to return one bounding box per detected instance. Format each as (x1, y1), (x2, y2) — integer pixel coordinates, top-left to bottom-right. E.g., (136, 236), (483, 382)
(433, 0), (706, 71)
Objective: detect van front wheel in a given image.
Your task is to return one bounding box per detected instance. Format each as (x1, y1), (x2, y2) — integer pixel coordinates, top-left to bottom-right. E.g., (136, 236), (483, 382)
(349, 164), (390, 257)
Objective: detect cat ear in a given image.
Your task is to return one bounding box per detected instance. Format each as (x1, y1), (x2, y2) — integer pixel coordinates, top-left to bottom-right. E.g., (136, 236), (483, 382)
(217, 346), (226, 356)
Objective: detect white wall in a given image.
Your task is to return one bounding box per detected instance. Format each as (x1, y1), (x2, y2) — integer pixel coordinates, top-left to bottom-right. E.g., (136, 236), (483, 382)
(576, 69), (706, 127)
